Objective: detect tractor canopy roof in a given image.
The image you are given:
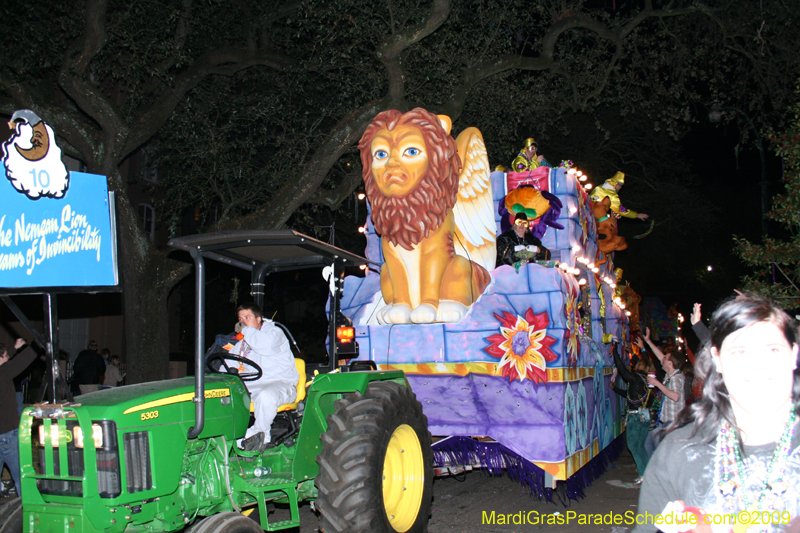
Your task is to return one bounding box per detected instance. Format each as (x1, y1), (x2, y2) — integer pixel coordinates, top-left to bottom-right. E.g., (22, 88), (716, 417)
(168, 229), (371, 273)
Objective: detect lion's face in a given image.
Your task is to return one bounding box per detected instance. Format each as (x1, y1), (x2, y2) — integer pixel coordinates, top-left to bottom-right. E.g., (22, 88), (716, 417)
(368, 125), (429, 198)
(359, 107), (460, 250)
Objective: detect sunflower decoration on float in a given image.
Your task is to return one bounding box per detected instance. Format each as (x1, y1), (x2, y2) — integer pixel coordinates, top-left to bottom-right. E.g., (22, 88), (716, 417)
(483, 308), (558, 384)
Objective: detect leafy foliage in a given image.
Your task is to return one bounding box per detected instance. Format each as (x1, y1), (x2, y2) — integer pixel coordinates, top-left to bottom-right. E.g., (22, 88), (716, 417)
(154, 0), (800, 235)
(734, 83), (800, 310)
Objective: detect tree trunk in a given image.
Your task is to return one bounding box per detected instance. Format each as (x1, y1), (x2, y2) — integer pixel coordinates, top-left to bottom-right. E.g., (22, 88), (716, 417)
(111, 170), (190, 384)
(120, 252), (177, 384)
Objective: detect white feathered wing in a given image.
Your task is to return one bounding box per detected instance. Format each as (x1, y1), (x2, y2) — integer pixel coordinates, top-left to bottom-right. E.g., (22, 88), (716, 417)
(452, 127), (496, 272)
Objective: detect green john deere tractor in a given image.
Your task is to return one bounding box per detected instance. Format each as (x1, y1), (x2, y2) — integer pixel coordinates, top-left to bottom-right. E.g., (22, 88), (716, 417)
(2, 230), (432, 533)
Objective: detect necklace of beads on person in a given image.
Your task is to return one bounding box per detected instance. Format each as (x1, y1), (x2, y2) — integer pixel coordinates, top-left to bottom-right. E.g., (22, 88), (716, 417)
(715, 407), (795, 523)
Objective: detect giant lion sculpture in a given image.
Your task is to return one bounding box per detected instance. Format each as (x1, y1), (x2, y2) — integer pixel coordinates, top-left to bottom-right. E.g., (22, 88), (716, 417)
(359, 108), (495, 324)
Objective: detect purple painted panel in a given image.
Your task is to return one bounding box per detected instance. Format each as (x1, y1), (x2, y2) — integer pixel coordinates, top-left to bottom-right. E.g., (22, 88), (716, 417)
(490, 264), (531, 293)
(342, 271), (379, 310)
(455, 293), (511, 324)
(384, 324), (446, 364)
(409, 373), (567, 462)
(506, 293), (555, 319)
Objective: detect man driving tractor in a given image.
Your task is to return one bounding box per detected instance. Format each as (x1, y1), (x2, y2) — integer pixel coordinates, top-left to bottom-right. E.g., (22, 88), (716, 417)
(228, 302), (299, 452)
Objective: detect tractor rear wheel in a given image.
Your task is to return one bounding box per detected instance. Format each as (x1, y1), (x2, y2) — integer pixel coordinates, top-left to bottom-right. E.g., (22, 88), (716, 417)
(316, 381), (432, 533)
(186, 512), (262, 533)
(0, 498), (22, 533)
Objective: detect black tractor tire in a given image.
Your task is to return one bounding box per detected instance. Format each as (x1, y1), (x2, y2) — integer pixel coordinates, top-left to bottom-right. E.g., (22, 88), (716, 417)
(186, 512), (262, 533)
(0, 497), (22, 533)
(316, 381), (433, 533)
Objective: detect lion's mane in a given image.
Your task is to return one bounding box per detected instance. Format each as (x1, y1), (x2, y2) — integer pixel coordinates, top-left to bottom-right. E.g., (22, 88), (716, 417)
(359, 108), (461, 251)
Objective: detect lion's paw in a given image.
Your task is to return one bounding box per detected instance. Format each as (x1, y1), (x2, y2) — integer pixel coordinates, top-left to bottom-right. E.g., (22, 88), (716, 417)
(377, 304), (392, 325)
(436, 301), (468, 323)
(382, 304), (412, 324)
(410, 303), (437, 324)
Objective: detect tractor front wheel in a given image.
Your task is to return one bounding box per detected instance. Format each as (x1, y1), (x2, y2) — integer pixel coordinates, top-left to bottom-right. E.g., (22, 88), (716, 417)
(316, 381), (432, 533)
(187, 512), (262, 533)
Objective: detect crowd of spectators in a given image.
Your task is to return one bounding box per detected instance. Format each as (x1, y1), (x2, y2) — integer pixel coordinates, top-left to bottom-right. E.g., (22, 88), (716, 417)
(612, 319), (697, 484)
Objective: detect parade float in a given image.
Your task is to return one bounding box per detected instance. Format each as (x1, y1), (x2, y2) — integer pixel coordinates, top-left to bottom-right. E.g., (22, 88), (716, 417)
(337, 108), (648, 500)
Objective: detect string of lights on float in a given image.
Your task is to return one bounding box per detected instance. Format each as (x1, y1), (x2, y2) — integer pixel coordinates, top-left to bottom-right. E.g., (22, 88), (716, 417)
(355, 190), (369, 270)
(560, 166), (633, 318)
(675, 312), (685, 345)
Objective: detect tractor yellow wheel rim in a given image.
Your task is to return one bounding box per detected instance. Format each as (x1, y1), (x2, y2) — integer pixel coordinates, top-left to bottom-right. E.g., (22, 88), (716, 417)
(382, 424), (424, 532)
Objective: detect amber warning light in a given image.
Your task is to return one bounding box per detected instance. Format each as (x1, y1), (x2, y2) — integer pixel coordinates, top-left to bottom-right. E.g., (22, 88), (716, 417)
(336, 326), (355, 343)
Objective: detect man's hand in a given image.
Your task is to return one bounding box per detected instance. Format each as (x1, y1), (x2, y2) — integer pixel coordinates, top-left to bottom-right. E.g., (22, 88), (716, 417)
(644, 327), (651, 341)
(647, 375), (661, 388)
(637, 213), (649, 220)
(14, 338), (25, 350)
(633, 336), (645, 349)
(690, 303), (702, 325)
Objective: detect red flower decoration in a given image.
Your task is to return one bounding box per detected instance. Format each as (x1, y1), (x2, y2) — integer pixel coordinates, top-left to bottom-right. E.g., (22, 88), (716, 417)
(484, 308), (558, 384)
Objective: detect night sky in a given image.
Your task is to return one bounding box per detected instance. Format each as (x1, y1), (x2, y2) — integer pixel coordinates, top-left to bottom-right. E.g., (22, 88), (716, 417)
(606, 115), (787, 351)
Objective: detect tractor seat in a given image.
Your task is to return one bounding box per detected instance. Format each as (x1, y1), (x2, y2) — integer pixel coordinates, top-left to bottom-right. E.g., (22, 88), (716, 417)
(250, 358), (307, 413)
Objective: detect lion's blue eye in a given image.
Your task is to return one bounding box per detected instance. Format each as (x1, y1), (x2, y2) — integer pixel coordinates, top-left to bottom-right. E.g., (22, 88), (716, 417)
(404, 147), (421, 157)
(374, 150), (388, 160)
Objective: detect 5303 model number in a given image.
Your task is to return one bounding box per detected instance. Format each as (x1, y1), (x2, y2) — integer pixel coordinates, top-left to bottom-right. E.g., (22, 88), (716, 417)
(140, 410), (159, 421)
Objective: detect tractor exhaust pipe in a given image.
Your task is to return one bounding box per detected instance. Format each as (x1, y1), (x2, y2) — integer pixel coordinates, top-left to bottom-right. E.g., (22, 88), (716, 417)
(187, 248), (205, 439)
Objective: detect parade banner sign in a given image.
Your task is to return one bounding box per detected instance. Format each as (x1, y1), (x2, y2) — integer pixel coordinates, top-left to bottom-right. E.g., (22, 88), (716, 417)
(1, 110), (118, 290)
(0, 170), (118, 289)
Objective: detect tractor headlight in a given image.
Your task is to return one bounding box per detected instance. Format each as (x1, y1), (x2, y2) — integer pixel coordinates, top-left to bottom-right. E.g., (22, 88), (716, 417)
(73, 424), (104, 448)
(38, 424), (62, 447)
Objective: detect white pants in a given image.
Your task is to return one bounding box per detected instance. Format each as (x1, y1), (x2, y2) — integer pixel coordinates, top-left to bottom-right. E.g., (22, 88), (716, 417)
(245, 380), (297, 442)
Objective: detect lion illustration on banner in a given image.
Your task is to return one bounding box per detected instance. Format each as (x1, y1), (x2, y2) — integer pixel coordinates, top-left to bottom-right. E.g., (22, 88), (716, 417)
(3, 109), (69, 199)
(359, 108), (495, 324)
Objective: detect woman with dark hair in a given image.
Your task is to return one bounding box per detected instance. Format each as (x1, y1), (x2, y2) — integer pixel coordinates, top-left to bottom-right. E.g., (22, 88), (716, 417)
(611, 343), (656, 483)
(634, 293), (800, 533)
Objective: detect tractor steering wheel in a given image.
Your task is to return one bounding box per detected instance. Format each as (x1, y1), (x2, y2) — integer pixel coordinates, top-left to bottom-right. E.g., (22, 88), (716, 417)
(206, 353), (263, 382)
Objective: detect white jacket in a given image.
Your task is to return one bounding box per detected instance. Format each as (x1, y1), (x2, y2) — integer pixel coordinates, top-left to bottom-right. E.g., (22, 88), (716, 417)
(229, 319), (299, 386)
